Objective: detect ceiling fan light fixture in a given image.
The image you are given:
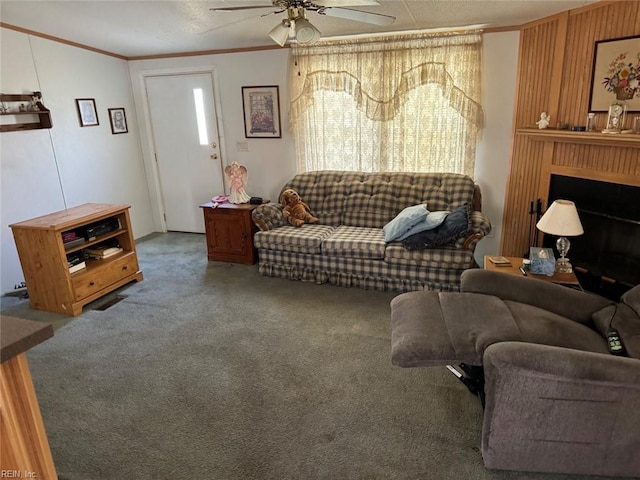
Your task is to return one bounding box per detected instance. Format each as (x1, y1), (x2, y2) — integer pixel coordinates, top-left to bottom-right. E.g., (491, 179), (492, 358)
(294, 17), (321, 45)
(268, 19), (291, 47)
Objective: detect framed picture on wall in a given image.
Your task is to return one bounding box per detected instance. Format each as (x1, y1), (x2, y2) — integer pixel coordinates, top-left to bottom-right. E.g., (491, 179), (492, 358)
(108, 108), (128, 134)
(589, 35), (640, 112)
(75, 98), (99, 127)
(241, 86), (281, 138)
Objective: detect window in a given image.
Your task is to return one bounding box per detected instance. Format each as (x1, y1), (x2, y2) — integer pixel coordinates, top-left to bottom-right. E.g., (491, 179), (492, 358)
(290, 32), (483, 176)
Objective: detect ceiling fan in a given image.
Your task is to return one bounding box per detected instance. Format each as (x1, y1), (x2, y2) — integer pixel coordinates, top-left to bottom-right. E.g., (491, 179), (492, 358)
(210, 0), (396, 47)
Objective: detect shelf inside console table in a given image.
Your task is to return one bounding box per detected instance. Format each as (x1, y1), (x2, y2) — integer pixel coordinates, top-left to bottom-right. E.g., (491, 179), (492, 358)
(517, 128), (640, 148)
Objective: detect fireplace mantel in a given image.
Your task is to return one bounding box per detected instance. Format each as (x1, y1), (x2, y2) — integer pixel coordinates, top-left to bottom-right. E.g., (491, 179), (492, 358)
(517, 128), (640, 148)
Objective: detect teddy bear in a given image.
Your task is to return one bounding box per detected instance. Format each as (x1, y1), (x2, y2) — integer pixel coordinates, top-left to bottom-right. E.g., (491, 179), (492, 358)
(279, 188), (319, 227)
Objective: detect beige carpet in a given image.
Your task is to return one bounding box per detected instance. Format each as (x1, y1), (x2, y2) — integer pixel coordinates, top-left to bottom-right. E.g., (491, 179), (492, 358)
(1, 232), (624, 480)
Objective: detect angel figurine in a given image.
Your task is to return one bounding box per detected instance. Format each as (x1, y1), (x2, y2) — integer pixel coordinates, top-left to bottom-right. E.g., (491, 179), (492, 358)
(536, 112), (550, 129)
(224, 161), (251, 204)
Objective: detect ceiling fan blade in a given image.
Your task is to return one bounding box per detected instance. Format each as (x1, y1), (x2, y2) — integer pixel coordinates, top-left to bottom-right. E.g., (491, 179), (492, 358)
(209, 5), (275, 12)
(321, 7), (395, 25)
(315, 0), (380, 6)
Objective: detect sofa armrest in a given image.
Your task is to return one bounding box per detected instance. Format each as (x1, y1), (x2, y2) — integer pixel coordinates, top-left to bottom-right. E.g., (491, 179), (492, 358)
(460, 269), (612, 324)
(456, 210), (491, 250)
(251, 203), (288, 231)
(481, 342), (640, 476)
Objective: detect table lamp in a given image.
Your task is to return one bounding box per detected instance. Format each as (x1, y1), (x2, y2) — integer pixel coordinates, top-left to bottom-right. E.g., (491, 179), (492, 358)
(536, 200), (584, 273)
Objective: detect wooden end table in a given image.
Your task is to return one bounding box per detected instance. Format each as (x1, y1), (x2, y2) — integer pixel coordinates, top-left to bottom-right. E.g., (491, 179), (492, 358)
(200, 201), (268, 265)
(483, 255), (581, 288)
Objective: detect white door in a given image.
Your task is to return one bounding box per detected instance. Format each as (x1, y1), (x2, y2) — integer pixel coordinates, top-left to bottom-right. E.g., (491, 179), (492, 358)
(145, 73), (224, 233)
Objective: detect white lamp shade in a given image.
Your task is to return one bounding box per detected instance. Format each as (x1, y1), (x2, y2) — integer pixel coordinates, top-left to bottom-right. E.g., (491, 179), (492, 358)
(268, 21), (291, 47)
(536, 200), (584, 236)
(294, 17), (321, 44)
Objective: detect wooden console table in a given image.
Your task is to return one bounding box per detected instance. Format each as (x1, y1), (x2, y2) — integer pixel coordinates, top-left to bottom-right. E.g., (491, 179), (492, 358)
(10, 203), (143, 315)
(0, 315), (58, 478)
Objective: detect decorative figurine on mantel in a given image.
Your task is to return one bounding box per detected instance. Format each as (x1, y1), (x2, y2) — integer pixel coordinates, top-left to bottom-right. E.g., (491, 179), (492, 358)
(224, 161), (251, 204)
(536, 112), (550, 129)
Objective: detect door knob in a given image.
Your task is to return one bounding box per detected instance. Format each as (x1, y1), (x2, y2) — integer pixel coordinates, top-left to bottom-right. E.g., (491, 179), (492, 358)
(210, 154), (218, 160)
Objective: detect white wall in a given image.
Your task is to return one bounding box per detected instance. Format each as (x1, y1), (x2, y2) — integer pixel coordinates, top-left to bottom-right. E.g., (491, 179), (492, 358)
(1, 28), (519, 293)
(128, 50), (296, 231)
(474, 31), (520, 262)
(0, 28), (154, 294)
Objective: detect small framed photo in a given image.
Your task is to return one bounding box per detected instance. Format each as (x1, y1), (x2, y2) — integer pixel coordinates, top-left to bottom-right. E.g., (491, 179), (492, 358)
(242, 86), (281, 138)
(108, 107), (128, 134)
(75, 98), (99, 127)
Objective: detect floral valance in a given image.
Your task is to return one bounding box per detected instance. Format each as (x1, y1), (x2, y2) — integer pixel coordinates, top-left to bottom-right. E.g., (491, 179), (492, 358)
(289, 31), (483, 127)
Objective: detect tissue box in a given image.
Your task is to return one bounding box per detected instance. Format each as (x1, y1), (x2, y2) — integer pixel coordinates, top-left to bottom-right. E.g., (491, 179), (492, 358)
(529, 247), (555, 276)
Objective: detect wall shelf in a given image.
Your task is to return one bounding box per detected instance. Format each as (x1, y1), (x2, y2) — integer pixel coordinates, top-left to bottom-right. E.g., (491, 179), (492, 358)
(517, 128), (640, 148)
(0, 92), (52, 132)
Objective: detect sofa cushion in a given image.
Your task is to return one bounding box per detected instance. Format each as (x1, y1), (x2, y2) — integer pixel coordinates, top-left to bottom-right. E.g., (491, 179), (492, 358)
(254, 224), (336, 254)
(321, 226), (386, 259)
(382, 204), (428, 242)
(384, 244), (474, 269)
(401, 203), (471, 250)
(505, 301), (609, 355)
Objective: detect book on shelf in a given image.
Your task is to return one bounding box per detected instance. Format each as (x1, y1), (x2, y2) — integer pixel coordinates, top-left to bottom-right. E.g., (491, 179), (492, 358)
(82, 240), (122, 258)
(488, 256), (512, 266)
(69, 261), (87, 274)
(83, 245), (123, 259)
(91, 248), (122, 259)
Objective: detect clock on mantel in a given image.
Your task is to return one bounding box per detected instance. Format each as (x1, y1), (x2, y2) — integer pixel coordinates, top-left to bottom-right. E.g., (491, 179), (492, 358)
(516, 128), (640, 149)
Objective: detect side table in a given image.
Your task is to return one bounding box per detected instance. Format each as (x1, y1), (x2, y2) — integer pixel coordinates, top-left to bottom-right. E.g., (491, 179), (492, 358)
(483, 255), (582, 288)
(200, 202), (265, 265)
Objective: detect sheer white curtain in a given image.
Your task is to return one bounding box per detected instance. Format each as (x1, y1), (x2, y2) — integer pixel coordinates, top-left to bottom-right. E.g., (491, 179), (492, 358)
(289, 32), (483, 176)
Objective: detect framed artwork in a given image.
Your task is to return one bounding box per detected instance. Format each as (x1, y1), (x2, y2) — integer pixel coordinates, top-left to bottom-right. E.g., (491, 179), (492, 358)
(589, 35), (640, 112)
(108, 107), (128, 134)
(242, 86), (281, 138)
(75, 98), (99, 127)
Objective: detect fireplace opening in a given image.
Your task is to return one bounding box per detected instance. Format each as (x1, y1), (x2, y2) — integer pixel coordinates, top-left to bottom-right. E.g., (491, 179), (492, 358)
(545, 175), (640, 300)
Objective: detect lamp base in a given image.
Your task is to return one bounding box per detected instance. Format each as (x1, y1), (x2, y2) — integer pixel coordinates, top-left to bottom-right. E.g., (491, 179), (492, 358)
(555, 236), (573, 273)
(555, 257), (573, 274)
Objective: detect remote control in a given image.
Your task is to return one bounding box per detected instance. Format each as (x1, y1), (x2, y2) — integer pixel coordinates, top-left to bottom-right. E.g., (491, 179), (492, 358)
(607, 330), (626, 356)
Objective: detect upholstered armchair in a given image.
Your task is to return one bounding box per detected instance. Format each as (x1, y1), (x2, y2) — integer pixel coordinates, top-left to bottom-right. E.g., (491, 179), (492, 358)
(390, 269), (640, 477)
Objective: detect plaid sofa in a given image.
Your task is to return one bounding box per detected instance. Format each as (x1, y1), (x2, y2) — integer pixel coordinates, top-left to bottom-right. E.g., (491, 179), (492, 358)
(252, 171), (491, 292)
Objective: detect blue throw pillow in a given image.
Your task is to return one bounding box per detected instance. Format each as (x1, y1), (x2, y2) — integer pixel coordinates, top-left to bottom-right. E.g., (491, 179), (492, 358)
(396, 211), (449, 241)
(383, 204), (428, 242)
(401, 203), (471, 250)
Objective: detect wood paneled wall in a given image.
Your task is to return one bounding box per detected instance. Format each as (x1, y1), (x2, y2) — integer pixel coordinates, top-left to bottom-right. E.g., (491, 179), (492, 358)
(500, 1), (640, 257)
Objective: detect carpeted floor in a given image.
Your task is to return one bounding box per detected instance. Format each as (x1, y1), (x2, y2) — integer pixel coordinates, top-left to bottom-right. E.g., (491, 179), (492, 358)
(0, 233), (628, 479)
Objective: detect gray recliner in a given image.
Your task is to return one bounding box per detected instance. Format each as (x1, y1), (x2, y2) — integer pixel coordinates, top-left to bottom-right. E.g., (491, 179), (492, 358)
(390, 269), (640, 477)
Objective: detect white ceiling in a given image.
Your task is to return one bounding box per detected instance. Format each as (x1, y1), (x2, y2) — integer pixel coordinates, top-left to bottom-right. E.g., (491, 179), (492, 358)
(0, 0), (596, 58)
